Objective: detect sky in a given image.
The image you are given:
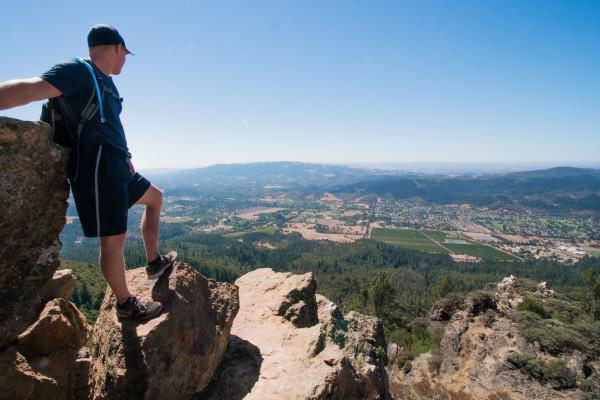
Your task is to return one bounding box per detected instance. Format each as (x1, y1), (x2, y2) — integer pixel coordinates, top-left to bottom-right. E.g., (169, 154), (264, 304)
(1, 0), (599, 169)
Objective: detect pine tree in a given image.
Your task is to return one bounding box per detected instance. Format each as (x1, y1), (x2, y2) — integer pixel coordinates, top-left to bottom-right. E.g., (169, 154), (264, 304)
(80, 283), (93, 308)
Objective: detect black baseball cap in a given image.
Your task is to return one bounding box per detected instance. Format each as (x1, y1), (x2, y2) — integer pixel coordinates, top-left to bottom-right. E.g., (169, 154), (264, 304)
(87, 24), (134, 55)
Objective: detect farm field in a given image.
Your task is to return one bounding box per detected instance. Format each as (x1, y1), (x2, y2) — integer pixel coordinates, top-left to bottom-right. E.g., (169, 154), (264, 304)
(371, 228), (447, 254)
(421, 230), (450, 241)
(224, 226), (280, 238)
(371, 228), (519, 261)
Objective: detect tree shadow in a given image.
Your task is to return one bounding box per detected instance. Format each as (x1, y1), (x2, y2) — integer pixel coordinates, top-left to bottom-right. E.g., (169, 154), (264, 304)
(194, 335), (263, 400)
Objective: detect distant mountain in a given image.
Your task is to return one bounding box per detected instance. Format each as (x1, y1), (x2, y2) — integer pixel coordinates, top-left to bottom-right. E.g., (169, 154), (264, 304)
(502, 166), (600, 180)
(331, 167), (600, 217)
(145, 161), (389, 192)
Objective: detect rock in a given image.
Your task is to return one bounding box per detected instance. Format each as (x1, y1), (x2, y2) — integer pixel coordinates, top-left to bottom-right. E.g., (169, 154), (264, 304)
(0, 117), (69, 348)
(17, 298), (89, 358)
(71, 355), (92, 400)
(197, 268), (390, 400)
(39, 269), (76, 303)
(536, 281), (556, 298)
(275, 270), (319, 327)
(498, 275), (517, 290)
(387, 343), (401, 364)
(0, 346), (37, 400)
(429, 293), (465, 321)
(464, 290), (496, 316)
(0, 298), (90, 400)
(88, 261), (239, 400)
(316, 293), (342, 323)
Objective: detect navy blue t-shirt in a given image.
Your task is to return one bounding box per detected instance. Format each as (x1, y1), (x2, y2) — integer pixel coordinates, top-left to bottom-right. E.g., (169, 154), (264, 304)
(40, 59), (131, 158)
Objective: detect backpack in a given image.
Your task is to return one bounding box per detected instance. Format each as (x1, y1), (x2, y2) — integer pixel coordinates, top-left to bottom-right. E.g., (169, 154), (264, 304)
(40, 58), (106, 147)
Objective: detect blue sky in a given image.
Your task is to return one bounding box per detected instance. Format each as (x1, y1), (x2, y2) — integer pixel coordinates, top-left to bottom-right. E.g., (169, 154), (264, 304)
(1, 0), (598, 169)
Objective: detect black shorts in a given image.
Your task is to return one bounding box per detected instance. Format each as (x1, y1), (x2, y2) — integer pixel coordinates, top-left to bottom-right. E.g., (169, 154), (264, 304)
(68, 144), (151, 237)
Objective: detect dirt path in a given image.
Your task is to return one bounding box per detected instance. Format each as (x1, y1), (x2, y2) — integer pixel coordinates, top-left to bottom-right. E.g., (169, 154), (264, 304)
(420, 231), (455, 255)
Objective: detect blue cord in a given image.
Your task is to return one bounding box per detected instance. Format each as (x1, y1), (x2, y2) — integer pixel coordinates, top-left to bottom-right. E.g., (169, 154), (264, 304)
(72, 58), (105, 123)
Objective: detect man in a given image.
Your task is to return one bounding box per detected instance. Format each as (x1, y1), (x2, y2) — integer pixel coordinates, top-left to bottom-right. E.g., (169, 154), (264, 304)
(0, 24), (175, 321)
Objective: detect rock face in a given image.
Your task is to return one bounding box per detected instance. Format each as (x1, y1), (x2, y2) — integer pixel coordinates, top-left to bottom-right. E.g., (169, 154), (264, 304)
(0, 117), (70, 348)
(0, 298), (90, 400)
(389, 276), (600, 400)
(197, 268), (390, 400)
(88, 261), (240, 400)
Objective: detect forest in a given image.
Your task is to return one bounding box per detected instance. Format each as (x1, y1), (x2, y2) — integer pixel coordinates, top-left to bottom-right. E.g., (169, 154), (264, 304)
(63, 230), (600, 356)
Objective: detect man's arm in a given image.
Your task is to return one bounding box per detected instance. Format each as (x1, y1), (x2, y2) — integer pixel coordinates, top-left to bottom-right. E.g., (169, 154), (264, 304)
(0, 78), (61, 111)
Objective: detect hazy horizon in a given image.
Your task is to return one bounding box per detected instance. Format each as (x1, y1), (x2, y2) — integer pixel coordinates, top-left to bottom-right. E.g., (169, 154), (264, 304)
(138, 160), (600, 176)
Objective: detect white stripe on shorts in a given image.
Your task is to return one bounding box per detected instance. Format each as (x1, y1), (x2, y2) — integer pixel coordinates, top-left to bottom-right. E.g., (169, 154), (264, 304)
(94, 145), (103, 236)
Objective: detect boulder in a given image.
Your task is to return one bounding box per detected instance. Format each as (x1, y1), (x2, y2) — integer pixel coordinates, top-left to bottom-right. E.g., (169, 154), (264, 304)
(88, 261), (239, 400)
(197, 268), (390, 400)
(39, 269), (76, 303)
(17, 298), (89, 358)
(0, 298), (90, 400)
(0, 117), (69, 348)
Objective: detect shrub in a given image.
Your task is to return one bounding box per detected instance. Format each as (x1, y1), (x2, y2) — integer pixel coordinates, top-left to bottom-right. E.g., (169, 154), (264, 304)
(396, 355), (409, 369)
(516, 311), (600, 356)
(328, 318), (349, 348)
(518, 295), (551, 319)
(542, 297), (583, 324)
(580, 378), (600, 398)
(403, 360), (412, 374)
(507, 352), (575, 389)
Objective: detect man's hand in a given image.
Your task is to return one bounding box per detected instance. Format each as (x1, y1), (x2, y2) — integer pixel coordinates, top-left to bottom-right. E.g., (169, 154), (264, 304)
(0, 78), (61, 111)
(126, 157), (135, 175)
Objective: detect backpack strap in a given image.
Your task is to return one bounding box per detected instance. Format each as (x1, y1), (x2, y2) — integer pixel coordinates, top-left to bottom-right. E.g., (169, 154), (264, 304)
(72, 57), (106, 123)
(70, 57), (105, 183)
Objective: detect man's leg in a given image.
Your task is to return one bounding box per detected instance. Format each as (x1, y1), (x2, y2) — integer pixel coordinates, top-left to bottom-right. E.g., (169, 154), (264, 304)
(99, 233), (132, 305)
(135, 184), (163, 262)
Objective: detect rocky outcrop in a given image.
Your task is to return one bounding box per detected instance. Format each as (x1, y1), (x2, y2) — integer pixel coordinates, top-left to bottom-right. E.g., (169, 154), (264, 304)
(0, 298), (90, 400)
(197, 268), (390, 400)
(88, 261), (239, 400)
(40, 269), (76, 303)
(0, 117), (70, 348)
(389, 276), (600, 400)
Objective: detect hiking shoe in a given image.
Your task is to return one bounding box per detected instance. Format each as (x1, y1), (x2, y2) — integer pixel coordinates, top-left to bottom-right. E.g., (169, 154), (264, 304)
(116, 296), (163, 320)
(146, 251), (177, 280)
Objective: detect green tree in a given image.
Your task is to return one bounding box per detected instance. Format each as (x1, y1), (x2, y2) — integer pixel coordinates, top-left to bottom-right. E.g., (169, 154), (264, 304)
(71, 287), (81, 306)
(369, 271), (396, 319)
(80, 283), (92, 308)
(434, 274), (456, 299)
(582, 268), (600, 320)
